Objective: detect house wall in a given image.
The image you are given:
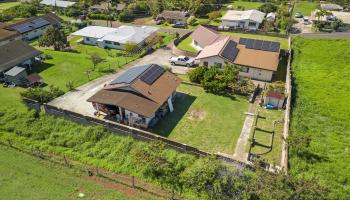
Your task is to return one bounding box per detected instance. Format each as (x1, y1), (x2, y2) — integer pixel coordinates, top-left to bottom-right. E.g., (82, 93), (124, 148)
(197, 56), (274, 81)
(263, 96), (285, 109)
(83, 36), (99, 45)
(221, 19), (260, 30)
(191, 39), (204, 51)
(22, 26), (48, 40)
(4, 70), (28, 86)
(124, 109), (155, 127)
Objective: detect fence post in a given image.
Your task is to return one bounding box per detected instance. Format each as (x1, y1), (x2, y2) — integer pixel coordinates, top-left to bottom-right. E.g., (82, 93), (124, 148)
(132, 176), (135, 188)
(63, 155), (70, 168)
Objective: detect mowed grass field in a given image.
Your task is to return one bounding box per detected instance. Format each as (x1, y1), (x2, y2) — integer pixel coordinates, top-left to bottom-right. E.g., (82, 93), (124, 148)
(33, 36), (138, 91)
(0, 145), (160, 200)
(290, 38), (350, 199)
(153, 83), (249, 154)
(0, 2), (20, 10)
(177, 36), (198, 53)
(229, 0), (264, 10)
(293, 1), (319, 16)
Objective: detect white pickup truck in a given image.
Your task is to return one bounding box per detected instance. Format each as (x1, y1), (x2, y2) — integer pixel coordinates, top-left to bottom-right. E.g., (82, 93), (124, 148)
(169, 56), (195, 67)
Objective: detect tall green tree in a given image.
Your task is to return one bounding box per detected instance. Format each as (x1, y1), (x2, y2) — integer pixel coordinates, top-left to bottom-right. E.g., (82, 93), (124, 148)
(38, 26), (68, 51)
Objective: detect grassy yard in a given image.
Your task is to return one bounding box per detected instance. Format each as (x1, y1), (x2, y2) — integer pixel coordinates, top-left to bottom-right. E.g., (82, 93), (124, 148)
(33, 36), (138, 91)
(229, 0), (264, 10)
(0, 145), (160, 200)
(0, 2), (20, 10)
(293, 1), (319, 16)
(153, 83), (249, 154)
(290, 38), (350, 199)
(247, 107), (284, 165)
(177, 36), (198, 53)
(222, 32), (289, 50)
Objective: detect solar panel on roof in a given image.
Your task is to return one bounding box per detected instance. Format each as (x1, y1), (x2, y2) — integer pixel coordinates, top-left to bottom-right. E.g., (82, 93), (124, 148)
(32, 18), (50, 28)
(110, 64), (151, 84)
(268, 42), (280, 52)
(245, 39), (255, 49)
(253, 40), (263, 50)
(140, 65), (165, 85)
(13, 22), (34, 33)
(261, 41), (272, 51)
(239, 38), (247, 45)
(220, 40), (239, 63)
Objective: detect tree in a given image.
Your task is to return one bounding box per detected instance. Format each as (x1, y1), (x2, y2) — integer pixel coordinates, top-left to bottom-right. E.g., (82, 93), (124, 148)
(90, 53), (103, 70)
(208, 11), (222, 22)
(188, 65), (208, 83)
(258, 3), (278, 13)
(230, 78), (255, 95)
(124, 42), (140, 55)
(38, 26), (68, 51)
(145, 33), (163, 48)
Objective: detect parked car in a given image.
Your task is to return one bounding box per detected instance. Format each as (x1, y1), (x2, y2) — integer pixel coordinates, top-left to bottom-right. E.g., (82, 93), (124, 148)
(172, 22), (187, 28)
(303, 17), (310, 24)
(326, 15), (337, 21)
(295, 12), (303, 18)
(169, 56), (195, 67)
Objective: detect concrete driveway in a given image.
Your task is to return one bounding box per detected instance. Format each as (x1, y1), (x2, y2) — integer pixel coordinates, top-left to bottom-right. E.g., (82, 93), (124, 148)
(49, 47), (192, 116)
(293, 18), (313, 33)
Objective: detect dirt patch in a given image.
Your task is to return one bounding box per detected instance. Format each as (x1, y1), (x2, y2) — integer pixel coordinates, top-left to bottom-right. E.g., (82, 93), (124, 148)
(188, 109), (207, 121)
(133, 17), (154, 25)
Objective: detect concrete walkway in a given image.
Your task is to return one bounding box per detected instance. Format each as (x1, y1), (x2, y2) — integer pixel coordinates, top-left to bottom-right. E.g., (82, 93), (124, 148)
(232, 97), (260, 163)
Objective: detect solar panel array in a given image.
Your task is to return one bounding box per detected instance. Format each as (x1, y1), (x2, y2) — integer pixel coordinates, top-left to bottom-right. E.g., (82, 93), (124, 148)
(240, 38), (280, 52)
(140, 64), (165, 85)
(221, 40), (239, 62)
(110, 64), (151, 84)
(12, 18), (50, 33)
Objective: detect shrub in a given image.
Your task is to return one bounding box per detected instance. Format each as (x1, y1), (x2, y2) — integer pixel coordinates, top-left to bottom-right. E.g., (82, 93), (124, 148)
(188, 66), (207, 83)
(118, 11), (134, 22)
(20, 85), (64, 103)
(208, 11), (222, 21)
(187, 16), (198, 26)
(258, 3), (278, 13)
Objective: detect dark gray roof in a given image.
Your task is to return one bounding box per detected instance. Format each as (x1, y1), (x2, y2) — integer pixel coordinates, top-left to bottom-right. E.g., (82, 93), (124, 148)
(110, 64), (152, 84)
(220, 40), (239, 62)
(4, 66), (26, 76)
(241, 38), (280, 52)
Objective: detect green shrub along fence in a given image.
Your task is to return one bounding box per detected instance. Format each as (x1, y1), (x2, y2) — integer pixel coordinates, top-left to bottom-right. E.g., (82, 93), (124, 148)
(22, 98), (247, 168)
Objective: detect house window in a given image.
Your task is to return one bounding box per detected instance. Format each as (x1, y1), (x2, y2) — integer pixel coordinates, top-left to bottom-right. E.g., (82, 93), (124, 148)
(113, 42), (120, 45)
(248, 22), (257, 27)
(203, 61), (208, 67)
(86, 37), (90, 41)
(214, 62), (223, 68)
(241, 67), (249, 73)
(194, 40), (198, 46)
(105, 41), (112, 44)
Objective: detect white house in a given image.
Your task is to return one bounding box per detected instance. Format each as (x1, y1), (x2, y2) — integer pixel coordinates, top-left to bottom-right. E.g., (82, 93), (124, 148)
(40, 0), (76, 9)
(266, 12), (276, 22)
(195, 36), (280, 82)
(221, 9), (265, 30)
(72, 25), (159, 50)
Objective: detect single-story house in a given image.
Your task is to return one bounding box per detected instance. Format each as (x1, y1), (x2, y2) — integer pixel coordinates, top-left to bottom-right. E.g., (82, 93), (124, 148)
(195, 36), (280, 82)
(0, 40), (41, 75)
(0, 23), (22, 46)
(189, 25), (226, 51)
(321, 3), (343, 11)
(72, 25), (159, 50)
(5, 13), (63, 40)
(266, 12), (276, 22)
(40, 0), (76, 9)
(221, 9), (265, 31)
(89, 2), (116, 12)
(157, 10), (189, 24)
(87, 64), (181, 128)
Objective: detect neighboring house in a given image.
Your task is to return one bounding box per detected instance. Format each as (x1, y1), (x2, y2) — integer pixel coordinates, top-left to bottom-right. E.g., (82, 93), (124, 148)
(89, 2), (116, 12)
(158, 10), (189, 24)
(189, 25), (226, 50)
(321, 3), (343, 11)
(266, 12), (276, 22)
(72, 25), (159, 50)
(5, 13), (63, 40)
(40, 0), (76, 9)
(87, 64), (181, 128)
(116, 3), (126, 12)
(195, 36), (280, 82)
(0, 28), (41, 76)
(221, 9), (265, 30)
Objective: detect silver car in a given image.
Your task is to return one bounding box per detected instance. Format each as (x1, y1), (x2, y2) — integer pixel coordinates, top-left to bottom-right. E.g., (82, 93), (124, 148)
(169, 56), (195, 67)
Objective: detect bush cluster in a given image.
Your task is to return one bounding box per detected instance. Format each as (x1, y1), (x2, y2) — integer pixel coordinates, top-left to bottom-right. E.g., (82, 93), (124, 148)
(20, 85), (64, 103)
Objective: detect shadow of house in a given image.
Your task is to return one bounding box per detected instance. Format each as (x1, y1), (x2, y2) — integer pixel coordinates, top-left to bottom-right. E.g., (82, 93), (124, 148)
(32, 62), (54, 74)
(272, 50), (288, 82)
(151, 92), (196, 137)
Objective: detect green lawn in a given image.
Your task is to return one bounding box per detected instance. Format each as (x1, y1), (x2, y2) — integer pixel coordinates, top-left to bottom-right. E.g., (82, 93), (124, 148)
(222, 32), (289, 50)
(0, 145), (160, 200)
(177, 36), (198, 53)
(290, 38), (350, 199)
(0, 2), (20, 10)
(247, 107), (284, 165)
(229, 0), (264, 10)
(33, 36), (138, 91)
(153, 83), (249, 154)
(293, 1), (319, 16)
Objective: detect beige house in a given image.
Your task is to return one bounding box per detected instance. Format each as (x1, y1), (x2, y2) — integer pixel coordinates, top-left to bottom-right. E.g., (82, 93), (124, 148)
(195, 36), (280, 82)
(221, 10), (265, 30)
